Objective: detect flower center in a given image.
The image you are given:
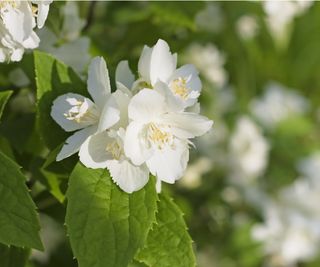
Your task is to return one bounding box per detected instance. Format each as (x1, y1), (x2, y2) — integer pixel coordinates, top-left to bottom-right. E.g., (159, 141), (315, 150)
(148, 123), (172, 149)
(106, 141), (123, 160)
(63, 98), (99, 124)
(170, 77), (189, 100)
(0, 1), (18, 9)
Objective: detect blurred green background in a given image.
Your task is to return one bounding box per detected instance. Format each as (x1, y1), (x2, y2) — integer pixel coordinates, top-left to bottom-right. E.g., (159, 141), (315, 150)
(1, 1), (320, 267)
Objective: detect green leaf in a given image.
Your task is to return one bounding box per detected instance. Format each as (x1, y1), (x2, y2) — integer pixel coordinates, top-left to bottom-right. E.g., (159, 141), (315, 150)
(0, 243), (30, 267)
(34, 51), (87, 150)
(0, 151), (43, 250)
(136, 193), (196, 267)
(0, 136), (15, 160)
(66, 163), (158, 267)
(0, 90), (12, 120)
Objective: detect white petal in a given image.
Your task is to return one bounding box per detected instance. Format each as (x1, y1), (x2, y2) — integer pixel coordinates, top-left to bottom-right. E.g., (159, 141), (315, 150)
(0, 49), (6, 62)
(56, 125), (96, 161)
(149, 39), (177, 86)
(116, 81), (133, 97)
(115, 60), (135, 89)
(160, 112), (213, 139)
(185, 103), (200, 114)
(22, 31), (40, 49)
(146, 140), (189, 183)
(124, 121), (152, 166)
(106, 160), (149, 193)
(171, 64), (200, 90)
(2, 2), (33, 43)
(87, 56), (111, 109)
(154, 81), (185, 112)
(79, 131), (113, 169)
(138, 45), (152, 83)
(128, 89), (166, 122)
(36, 1), (52, 28)
(10, 48), (24, 62)
(97, 95), (120, 132)
(113, 89), (131, 128)
(51, 93), (96, 132)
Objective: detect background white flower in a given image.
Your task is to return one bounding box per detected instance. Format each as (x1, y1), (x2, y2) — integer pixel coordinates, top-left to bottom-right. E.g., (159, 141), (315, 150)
(250, 82), (309, 130)
(38, 1), (90, 75)
(228, 116), (269, 185)
(0, 0), (52, 62)
(183, 43), (228, 88)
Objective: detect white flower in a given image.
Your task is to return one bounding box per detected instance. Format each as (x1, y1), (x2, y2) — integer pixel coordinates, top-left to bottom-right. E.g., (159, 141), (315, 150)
(124, 89), (213, 186)
(229, 116), (269, 184)
(38, 2), (90, 74)
(78, 85), (150, 194)
(195, 3), (224, 33)
(0, 0), (52, 62)
(236, 15), (258, 40)
(135, 39), (202, 111)
(263, 0), (313, 48)
(250, 82), (309, 130)
(51, 57), (120, 161)
(252, 175), (320, 266)
(252, 201), (320, 266)
(80, 127), (149, 194)
(183, 43), (228, 88)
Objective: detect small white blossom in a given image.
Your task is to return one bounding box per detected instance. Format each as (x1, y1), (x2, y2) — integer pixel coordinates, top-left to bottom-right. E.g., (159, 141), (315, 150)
(51, 57), (120, 161)
(250, 82), (309, 130)
(229, 116), (269, 184)
(0, 0), (52, 62)
(135, 39), (202, 111)
(263, 0), (313, 48)
(236, 15), (259, 40)
(124, 89), (212, 187)
(183, 43), (228, 88)
(252, 178), (320, 266)
(38, 1), (90, 74)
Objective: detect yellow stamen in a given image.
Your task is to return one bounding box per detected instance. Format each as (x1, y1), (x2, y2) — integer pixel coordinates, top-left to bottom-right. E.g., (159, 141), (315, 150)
(106, 141), (123, 160)
(0, 1), (18, 8)
(148, 123), (171, 149)
(170, 77), (189, 100)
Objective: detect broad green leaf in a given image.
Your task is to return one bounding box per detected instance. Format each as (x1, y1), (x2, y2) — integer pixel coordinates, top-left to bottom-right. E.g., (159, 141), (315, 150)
(0, 136), (15, 160)
(0, 151), (43, 250)
(0, 90), (12, 120)
(0, 243), (30, 267)
(34, 51), (87, 150)
(136, 193), (196, 267)
(66, 163), (158, 267)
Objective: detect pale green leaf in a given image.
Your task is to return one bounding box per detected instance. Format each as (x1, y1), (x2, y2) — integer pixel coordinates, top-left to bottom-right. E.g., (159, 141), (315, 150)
(136, 193), (196, 267)
(66, 163), (158, 267)
(34, 51), (87, 150)
(0, 151), (43, 250)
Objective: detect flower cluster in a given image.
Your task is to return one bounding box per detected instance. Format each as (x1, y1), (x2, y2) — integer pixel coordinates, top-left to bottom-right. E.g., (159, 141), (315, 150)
(252, 153), (320, 265)
(51, 39), (213, 193)
(0, 0), (52, 62)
